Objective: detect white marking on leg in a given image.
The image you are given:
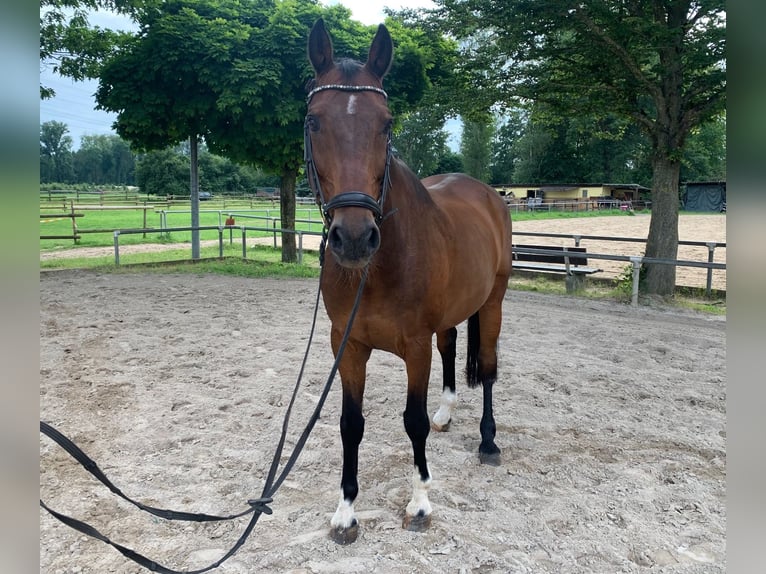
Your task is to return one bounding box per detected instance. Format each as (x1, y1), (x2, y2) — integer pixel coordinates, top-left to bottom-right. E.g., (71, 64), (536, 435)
(432, 388), (456, 429)
(331, 490), (356, 529)
(346, 94), (357, 115)
(405, 466), (432, 518)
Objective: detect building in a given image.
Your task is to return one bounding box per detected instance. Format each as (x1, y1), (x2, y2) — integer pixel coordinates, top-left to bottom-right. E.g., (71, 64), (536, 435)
(494, 183), (650, 211)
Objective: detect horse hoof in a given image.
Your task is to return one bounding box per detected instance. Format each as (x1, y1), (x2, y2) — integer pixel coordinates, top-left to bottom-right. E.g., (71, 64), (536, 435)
(430, 419), (450, 432)
(479, 451), (501, 466)
(402, 512), (432, 532)
(329, 521), (359, 545)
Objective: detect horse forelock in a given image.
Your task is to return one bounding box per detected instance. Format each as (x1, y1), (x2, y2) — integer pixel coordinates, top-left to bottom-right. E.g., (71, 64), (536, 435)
(315, 58), (382, 89)
(336, 58), (364, 79)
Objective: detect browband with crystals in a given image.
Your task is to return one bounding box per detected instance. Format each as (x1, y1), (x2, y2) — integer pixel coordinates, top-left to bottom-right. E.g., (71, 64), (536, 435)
(307, 84), (388, 103)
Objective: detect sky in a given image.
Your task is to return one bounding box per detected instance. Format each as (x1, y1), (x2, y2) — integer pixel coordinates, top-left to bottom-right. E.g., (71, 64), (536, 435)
(39, 1), (449, 150)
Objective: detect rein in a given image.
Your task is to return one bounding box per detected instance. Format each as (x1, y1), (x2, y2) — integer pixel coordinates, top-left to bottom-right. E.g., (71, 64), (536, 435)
(40, 245), (371, 573)
(304, 84), (393, 227)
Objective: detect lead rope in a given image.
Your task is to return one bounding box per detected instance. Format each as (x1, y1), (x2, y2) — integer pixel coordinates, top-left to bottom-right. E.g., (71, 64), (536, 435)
(40, 238), (370, 573)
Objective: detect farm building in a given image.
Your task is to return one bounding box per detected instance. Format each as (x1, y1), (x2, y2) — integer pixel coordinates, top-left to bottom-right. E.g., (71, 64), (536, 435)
(681, 181), (726, 212)
(494, 183), (650, 210)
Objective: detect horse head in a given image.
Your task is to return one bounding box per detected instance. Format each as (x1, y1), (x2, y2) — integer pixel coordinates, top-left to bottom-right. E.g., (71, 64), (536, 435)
(305, 18), (394, 269)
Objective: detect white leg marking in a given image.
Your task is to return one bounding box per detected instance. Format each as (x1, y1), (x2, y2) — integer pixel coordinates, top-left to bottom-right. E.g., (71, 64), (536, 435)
(432, 388), (457, 428)
(331, 490), (356, 529)
(346, 94), (357, 115)
(405, 466), (432, 518)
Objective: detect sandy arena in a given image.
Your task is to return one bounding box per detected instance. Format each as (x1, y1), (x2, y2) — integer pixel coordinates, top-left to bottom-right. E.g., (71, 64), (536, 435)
(40, 266), (725, 573)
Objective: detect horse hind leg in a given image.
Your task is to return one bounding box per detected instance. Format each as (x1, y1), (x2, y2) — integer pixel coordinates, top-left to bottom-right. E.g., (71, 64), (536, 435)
(432, 327), (458, 431)
(466, 297), (504, 466)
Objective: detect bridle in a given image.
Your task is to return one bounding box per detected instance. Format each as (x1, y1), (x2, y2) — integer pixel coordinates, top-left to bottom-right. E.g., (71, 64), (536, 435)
(304, 84), (393, 228)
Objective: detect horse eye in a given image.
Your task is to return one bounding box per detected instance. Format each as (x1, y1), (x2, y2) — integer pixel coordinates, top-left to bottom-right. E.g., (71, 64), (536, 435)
(307, 115), (320, 132)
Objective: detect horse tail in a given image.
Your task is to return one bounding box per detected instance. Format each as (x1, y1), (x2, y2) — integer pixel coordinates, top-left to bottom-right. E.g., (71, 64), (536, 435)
(465, 312), (481, 388)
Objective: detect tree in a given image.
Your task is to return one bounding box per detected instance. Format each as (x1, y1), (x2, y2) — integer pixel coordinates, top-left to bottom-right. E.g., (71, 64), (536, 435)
(460, 117), (494, 183)
(135, 147), (189, 196)
(96, 1), (449, 262)
(73, 134), (136, 184)
(435, 0), (726, 296)
(40, 121), (75, 183)
(435, 151), (463, 174)
(96, 0), (255, 258)
(40, 0), (154, 98)
(395, 110), (450, 177)
(681, 112), (726, 182)
(489, 111), (524, 184)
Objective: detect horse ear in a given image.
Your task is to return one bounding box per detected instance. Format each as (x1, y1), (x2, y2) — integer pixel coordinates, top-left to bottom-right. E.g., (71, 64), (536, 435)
(308, 18), (334, 76)
(365, 24), (393, 80)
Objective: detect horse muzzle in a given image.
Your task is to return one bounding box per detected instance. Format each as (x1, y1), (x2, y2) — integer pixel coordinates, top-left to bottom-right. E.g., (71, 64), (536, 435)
(327, 215), (381, 268)
(323, 191), (383, 268)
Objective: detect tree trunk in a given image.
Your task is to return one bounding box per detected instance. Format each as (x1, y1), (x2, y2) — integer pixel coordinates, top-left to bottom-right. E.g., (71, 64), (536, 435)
(280, 167), (297, 263)
(189, 134), (200, 260)
(643, 155), (681, 296)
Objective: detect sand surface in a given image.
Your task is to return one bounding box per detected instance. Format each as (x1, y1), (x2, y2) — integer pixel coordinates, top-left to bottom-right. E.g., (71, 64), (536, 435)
(40, 270), (725, 573)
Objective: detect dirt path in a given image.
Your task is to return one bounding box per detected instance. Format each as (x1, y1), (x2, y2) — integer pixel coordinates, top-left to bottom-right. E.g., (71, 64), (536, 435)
(40, 271), (726, 573)
(40, 214), (726, 291)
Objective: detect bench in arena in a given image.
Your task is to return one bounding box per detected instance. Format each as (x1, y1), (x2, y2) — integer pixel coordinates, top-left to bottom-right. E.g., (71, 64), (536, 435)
(511, 244), (602, 293)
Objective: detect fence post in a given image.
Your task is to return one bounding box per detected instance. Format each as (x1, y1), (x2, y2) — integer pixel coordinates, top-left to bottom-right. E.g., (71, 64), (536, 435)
(272, 218), (278, 248)
(241, 227), (247, 259)
(630, 256), (642, 307)
(298, 231), (303, 264)
(70, 201), (77, 244)
(705, 242), (716, 297)
(113, 231), (121, 265)
(218, 227), (224, 258)
(572, 234), (581, 247)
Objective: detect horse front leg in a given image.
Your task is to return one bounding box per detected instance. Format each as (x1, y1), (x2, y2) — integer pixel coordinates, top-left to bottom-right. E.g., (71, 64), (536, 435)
(329, 337), (370, 545)
(432, 327), (457, 431)
(402, 339), (433, 532)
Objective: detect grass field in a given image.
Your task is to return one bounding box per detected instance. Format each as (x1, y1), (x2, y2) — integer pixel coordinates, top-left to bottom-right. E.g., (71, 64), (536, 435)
(40, 201), (325, 250)
(39, 200), (726, 314)
(40, 197), (638, 250)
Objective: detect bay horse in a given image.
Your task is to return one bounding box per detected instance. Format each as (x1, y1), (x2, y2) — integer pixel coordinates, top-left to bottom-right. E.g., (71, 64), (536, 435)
(305, 19), (512, 544)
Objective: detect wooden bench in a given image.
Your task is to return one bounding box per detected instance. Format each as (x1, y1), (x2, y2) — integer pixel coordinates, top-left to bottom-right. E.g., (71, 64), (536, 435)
(512, 244), (602, 292)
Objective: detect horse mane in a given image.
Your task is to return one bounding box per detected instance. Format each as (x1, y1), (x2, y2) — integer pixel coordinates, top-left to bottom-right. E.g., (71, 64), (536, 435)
(390, 156), (436, 206)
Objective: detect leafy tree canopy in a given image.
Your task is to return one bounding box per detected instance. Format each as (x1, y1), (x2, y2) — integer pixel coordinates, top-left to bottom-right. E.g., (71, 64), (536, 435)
(432, 0), (725, 295)
(40, 0), (157, 98)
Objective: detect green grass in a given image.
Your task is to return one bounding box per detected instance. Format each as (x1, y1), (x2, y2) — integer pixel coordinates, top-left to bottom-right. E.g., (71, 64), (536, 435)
(509, 273), (726, 315)
(507, 208), (643, 221)
(40, 205), (724, 315)
(40, 201), (324, 250)
(40, 243), (321, 277)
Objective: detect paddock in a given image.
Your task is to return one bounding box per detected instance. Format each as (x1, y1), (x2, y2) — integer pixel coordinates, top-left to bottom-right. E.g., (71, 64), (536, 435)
(40, 271), (726, 573)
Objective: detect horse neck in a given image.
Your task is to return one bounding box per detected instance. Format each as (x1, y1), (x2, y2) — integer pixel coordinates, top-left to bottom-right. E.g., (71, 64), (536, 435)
(386, 159), (435, 225)
(374, 159), (437, 260)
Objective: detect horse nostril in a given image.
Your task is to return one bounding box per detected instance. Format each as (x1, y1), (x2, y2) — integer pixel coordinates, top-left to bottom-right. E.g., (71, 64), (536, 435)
(367, 225), (381, 253)
(327, 220), (380, 265)
(328, 225), (344, 253)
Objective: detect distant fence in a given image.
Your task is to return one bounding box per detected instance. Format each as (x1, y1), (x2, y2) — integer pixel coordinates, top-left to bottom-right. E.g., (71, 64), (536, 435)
(112, 225), (324, 266)
(40, 190), (317, 209)
(106, 225), (725, 306)
(505, 199), (651, 214)
(513, 231), (726, 296)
